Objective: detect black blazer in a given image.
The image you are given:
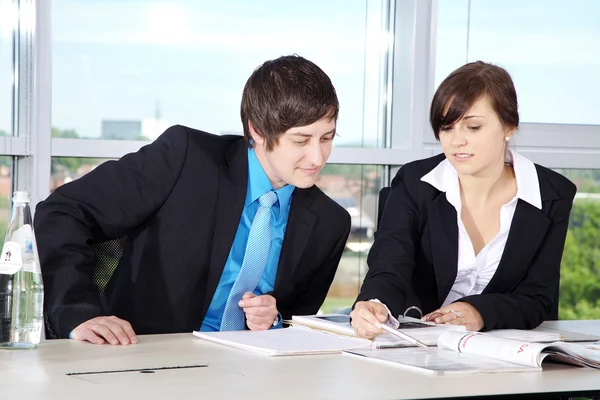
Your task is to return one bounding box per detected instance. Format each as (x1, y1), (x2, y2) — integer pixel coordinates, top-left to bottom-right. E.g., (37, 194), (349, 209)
(35, 125), (351, 338)
(357, 154), (576, 330)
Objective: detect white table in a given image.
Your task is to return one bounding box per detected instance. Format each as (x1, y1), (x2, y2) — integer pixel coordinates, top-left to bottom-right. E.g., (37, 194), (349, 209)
(0, 320), (599, 400)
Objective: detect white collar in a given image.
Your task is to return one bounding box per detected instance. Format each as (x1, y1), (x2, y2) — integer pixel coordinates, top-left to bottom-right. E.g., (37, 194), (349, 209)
(420, 148), (542, 210)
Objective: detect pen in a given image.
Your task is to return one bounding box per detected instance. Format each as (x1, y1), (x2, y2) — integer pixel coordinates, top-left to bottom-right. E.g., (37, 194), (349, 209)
(380, 323), (430, 350)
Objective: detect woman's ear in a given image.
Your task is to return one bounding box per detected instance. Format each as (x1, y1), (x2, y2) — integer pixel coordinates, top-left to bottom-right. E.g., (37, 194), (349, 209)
(504, 126), (517, 142)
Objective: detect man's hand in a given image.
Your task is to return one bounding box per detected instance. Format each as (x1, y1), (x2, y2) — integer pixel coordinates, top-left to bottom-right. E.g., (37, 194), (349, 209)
(422, 302), (485, 332)
(239, 292), (278, 331)
(350, 301), (389, 339)
(70, 316), (138, 345)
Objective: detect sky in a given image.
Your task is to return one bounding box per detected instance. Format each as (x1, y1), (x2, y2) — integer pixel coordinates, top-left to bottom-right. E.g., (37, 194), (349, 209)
(1, 0), (599, 144)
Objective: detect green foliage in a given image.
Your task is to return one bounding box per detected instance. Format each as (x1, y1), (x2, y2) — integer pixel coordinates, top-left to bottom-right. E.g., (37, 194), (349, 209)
(559, 199), (600, 319)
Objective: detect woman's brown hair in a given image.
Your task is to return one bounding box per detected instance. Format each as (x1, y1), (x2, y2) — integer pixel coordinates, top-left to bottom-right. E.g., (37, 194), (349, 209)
(430, 61), (519, 139)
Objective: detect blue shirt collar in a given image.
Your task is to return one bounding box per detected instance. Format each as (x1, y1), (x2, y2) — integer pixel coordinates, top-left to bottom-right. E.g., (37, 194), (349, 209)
(246, 148), (295, 216)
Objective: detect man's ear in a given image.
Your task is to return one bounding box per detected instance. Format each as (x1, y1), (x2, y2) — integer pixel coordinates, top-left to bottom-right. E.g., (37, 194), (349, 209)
(249, 121), (265, 146)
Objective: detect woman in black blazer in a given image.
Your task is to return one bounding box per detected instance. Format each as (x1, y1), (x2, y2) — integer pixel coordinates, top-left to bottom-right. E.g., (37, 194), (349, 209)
(351, 61), (576, 337)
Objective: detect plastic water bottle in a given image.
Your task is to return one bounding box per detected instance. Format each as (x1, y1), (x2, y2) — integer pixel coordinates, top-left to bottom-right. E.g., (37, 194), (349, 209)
(0, 191), (44, 348)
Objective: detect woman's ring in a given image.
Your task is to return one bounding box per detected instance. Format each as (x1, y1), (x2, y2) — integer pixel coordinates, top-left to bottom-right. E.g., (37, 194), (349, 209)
(450, 309), (461, 318)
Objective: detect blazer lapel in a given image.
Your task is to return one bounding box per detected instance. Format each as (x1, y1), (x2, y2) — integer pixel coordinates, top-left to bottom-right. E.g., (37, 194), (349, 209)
(203, 141), (248, 314)
(483, 168), (558, 294)
(274, 188), (317, 290)
(428, 193), (459, 304)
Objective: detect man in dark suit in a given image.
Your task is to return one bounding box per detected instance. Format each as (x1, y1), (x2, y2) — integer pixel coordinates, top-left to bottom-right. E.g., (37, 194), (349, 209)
(34, 55), (351, 345)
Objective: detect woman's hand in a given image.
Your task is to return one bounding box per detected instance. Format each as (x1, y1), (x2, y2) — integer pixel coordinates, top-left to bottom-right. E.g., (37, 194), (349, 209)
(422, 302), (484, 331)
(350, 301), (389, 339)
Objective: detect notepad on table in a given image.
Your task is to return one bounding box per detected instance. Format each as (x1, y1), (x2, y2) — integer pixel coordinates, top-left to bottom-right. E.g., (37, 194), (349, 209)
(287, 313), (465, 348)
(192, 328), (372, 356)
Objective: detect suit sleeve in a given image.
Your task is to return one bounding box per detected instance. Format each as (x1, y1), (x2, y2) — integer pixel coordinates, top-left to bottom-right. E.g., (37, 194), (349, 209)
(354, 165), (422, 318)
(459, 189), (576, 331)
(34, 125), (189, 338)
(278, 211), (351, 319)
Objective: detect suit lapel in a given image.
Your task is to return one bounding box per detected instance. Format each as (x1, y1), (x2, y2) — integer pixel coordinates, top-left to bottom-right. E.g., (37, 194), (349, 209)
(483, 168), (557, 294)
(428, 193), (459, 304)
(274, 188), (317, 290)
(202, 141), (248, 314)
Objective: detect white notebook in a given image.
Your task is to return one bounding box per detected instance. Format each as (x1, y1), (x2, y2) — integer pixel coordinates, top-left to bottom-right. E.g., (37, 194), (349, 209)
(193, 328), (372, 356)
(288, 313), (465, 348)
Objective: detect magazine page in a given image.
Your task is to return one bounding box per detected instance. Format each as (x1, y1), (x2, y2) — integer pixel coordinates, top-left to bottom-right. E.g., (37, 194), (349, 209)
(543, 342), (600, 368)
(344, 347), (540, 375)
(438, 331), (550, 368)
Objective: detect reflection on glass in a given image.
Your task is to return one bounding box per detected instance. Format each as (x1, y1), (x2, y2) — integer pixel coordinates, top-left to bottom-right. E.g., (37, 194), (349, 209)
(52, 0), (386, 147)
(317, 164), (383, 313)
(0, 0), (14, 137)
(554, 169), (600, 320)
(436, 0), (600, 124)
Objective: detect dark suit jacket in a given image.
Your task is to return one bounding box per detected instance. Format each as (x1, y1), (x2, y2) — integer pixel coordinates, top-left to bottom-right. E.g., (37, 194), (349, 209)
(357, 154), (576, 330)
(35, 125), (351, 338)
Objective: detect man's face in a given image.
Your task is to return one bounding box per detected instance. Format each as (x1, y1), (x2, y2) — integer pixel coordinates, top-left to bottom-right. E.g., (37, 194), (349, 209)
(251, 116), (336, 189)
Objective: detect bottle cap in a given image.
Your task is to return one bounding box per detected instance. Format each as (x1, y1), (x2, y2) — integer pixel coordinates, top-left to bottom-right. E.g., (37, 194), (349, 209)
(12, 191), (30, 203)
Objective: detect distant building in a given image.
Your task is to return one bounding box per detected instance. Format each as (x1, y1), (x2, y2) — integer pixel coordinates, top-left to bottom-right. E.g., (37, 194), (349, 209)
(101, 120), (142, 140)
(101, 118), (170, 141)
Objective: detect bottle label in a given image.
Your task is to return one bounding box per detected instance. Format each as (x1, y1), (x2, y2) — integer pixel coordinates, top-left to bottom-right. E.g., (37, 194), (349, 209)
(0, 241), (23, 275)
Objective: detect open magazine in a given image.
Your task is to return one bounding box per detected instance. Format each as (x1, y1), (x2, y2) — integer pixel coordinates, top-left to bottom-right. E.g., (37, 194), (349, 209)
(344, 331), (600, 375)
(287, 313), (466, 348)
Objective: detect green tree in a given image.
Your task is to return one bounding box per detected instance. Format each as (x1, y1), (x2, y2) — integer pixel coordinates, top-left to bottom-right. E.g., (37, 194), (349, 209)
(559, 199), (600, 319)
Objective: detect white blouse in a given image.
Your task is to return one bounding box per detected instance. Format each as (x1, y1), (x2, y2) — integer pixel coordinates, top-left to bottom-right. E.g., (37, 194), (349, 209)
(420, 148), (542, 307)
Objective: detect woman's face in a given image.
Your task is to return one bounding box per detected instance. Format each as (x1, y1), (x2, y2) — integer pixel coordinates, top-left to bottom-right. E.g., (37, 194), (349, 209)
(438, 96), (514, 178)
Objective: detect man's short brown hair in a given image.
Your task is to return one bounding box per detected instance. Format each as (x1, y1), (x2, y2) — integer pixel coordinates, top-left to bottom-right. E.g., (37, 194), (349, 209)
(430, 61), (519, 139)
(240, 55), (339, 151)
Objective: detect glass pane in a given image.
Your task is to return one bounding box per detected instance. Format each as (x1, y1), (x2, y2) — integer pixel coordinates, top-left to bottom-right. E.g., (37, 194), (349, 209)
(555, 169), (600, 320)
(51, 157), (111, 191)
(0, 0), (14, 136)
(436, 0), (600, 125)
(0, 156), (12, 240)
(52, 0), (386, 147)
(317, 164), (384, 313)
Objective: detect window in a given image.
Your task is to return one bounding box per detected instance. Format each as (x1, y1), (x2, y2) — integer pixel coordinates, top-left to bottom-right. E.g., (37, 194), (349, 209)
(435, 0), (600, 125)
(51, 157), (110, 192)
(0, 0), (14, 137)
(52, 0), (387, 147)
(555, 169), (600, 319)
(317, 164), (384, 313)
(0, 157), (12, 240)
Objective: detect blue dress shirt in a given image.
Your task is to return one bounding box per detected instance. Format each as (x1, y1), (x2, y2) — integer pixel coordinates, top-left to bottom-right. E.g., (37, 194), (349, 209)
(200, 148), (295, 331)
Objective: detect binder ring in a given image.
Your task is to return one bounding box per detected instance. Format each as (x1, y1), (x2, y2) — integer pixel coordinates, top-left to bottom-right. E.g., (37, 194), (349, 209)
(403, 306), (423, 319)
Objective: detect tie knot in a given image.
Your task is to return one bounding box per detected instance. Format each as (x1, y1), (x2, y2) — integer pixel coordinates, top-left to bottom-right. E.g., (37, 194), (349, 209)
(258, 191), (277, 208)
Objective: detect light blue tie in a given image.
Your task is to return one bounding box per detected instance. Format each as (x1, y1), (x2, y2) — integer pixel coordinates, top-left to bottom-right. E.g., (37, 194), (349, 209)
(220, 191), (278, 331)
